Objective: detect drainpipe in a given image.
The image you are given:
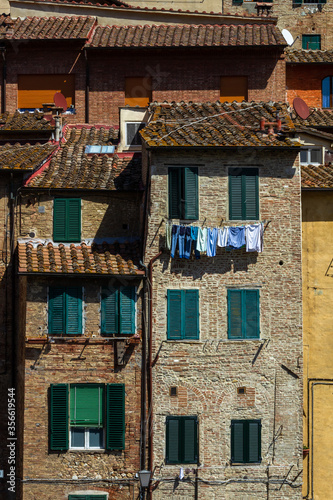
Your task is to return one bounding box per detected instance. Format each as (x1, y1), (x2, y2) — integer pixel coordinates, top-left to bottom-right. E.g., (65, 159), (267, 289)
(140, 266), (148, 472)
(9, 172), (16, 390)
(1, 46), (6, 113)
(84, 49), (89, 123)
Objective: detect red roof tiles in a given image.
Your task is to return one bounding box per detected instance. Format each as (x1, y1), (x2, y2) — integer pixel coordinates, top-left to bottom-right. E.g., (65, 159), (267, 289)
(301, 164), (333, 189)
(0, 143), (56, 170)
(293, 109), (333, 129)
(286, 49), (333, 64)
(6, 16), (96, 40)
(0, 111), (54, 132)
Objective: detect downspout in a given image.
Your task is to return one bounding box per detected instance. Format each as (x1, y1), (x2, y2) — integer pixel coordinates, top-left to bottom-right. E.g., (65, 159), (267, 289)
(9, 172), (16, 389)
(84, 49), (89, 123)
(1, 46), (6, 113)
(140, 266), (147, 472)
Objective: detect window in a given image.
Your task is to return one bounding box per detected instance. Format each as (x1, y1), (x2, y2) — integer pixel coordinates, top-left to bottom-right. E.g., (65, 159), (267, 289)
(126, 122), (145, 146)
(168, 167), (198, 220)
(125, 77), (152, 107)
(300, 148), (322, 165)
(53, 198), (81, 242)
(302, 34), (321, 50)
(166, 416), (198, 464)
(50, 383), (125, 451)
(322, 76), (333, 108)
(101, 286), (136, 336)
(49, 287), (82, 335)
(85, 145), (115, 154)
(167, 290), (199, 340)
(18, 74), (75, 109)
(220, 76), (248, 103)
(229, 168), (259, 220)
(294, 0), (326, 4)
(227, 289), (260, 339)
(69, 495), (107, 500)
(231, 420), (261, 464)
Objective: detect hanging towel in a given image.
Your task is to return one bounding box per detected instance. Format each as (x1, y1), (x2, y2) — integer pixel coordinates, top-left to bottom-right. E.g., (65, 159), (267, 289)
(227, 226), (245, 249)
(217, 227), (229, 248)
(196, 227), (207, 252)
(207, 227), (218, 257)
(170, 225), (179, 258)
(190, 226), (200, 259)
(166, 222), (172, 250)
(184, 227), (192, 259)
(245, 224), (262, 253)
(178, 226), (186, 258)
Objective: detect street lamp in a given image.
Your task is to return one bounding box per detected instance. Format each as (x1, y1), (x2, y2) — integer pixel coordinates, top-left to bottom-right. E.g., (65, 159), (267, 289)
(138, 470), (151, 499)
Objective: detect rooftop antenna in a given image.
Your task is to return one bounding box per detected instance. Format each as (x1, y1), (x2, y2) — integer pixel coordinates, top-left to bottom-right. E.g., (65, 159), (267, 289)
(282, 29), (295, 47)
(293, 97), (310, 120)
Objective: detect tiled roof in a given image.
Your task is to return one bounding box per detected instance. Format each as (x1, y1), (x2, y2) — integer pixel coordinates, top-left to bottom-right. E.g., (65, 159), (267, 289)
(30, 0), (129, 6)
(286, 49), (333, 64)
(25, 125), (142, 190)
(4, 16), (96, 40)
(0, 143), (56, 170)
(88, 23), (286, 48)
(0, 111), (54, 132)
(141, 101), (298, 148)
(293, 109), (333, 129)
(18, 240), (144, 275)
(301, 164), (333, 189)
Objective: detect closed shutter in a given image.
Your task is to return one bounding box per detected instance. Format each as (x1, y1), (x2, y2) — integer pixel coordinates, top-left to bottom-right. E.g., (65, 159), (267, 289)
(49, 288), (65, 334)
(229, 172), (242, 220)
(166, 417), (180, 464)
(70, 385), (104, 427)
(322, 77), (331, 108)
(125, 77), (152, 107)
(66, 287), (82, 335)
(50, 384), (68, 451)
(220, 76), (248, 103)
(245, 290), (259, 339)
(184, 290), (199, 340)
(67, 199), (81, 242)
(167, 290), (182, 340)
(68, 496), (87, 500)
(183, 417), (198, 463)
(231, 421), (244, 463)
(54, 198), (81, 242)
(53, 199), (67, 242)
(106, 384), (125, 450)
(228, 290), (242, 339)
(244, 172), (258, 220)
(184, 167), (198, 220)
(248, 421), (261, 462)
(119, 287), (135, 335)
(169, 168), (181, 219)
(101, 288), (118, 335)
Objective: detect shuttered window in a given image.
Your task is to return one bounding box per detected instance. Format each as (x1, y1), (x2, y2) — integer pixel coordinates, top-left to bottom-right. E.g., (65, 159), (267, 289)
(302, 34), (321, 50)
(168, 167), (198, 220)
(53, 198), (81, 242)
(49, 287), (82, 335)
(101, 287), (135, 335)
(166, 416), (198, 464)
(220, 76), (248, 103)
(18, 74), (75, 109)
(231, 420), (261, 464)
(229, 168), (259, 220)
(125, 77), (152, 107)
(50, 384), (125, 451)
(69, 495), (107, 500)
(227, 289), (260, 339)
(167, 290), (199, 340)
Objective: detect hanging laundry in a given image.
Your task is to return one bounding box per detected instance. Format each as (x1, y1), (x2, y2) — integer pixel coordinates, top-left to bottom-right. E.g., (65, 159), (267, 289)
(184, 227), (192, 259)
(190, 226), (200, 259)
(227, 226), (245, 249)
(207, 227), (218, 257)
(178, 226), (186, 258)
(245, 223), (262, 253)
(170, 225), (179, 258)
(196, 227), (208, 252)
(166, 222), (172, 250)
(217, 227), (229, 248)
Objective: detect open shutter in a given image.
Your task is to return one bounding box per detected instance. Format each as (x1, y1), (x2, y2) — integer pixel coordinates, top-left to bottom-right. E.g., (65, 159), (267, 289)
(49, 288), (65, 334)
(167, 290), (182, 340)
(66, 287), (82, 335)
(166, 417), (180, 464)
(50, 384), (68, 451)
(183, 417), (198, 463)
(228, 290), (242, 339)
(248, 421), (261, 463)
(184, 290), (199, 340)
(231, 421), (244, 463)
(53, 199), (67, 242)
(169, 168), (181, 219)
(119, 287), (135, 335)
(229, 171), (242, 220)
(106, 384), (125, 450)
(244, 171), (259, 220)
(67, 199), (81, 242)
(70, 385), (104, 428)
(245, 290), (259, 339)
(101, 288), (118, 335)
(184, 167), (198, 220)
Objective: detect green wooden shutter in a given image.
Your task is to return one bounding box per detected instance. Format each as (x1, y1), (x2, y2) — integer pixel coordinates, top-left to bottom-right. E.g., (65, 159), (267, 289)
(49, 287), (65, 334)
(184, 290), (199, 340)
(229, 171), (242, 220)
(183, 417), (198, 463)
(184, 167), (198, 220)
(101, 288), (118, 335)
(119, 287), (135, 335)
(228, 290), (242, 339)
(245, 290), (259, 339)
(50, 384), (68, 451)
(244, 171), (259, 220)
(67, 199), (81, 242)
(68, 496), (87, 500)
(70, 385), (104, 427)
(293, 0), (302, 4)
(167, 290), (182, 340)
(169, 168), (181, 218)
(106, 384), (125, 450)
(248, 421), (261, 463)
(53, 199), (67, 242)
(66, 287), (82, 335)
(231, 421), (244, 463)
(166, 417), (180, 464)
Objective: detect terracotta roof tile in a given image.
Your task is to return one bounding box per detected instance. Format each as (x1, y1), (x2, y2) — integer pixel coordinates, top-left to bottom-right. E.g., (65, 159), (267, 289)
(25, 125), (142, 190)
(286, 49), (333, 64)
(293, 109), (333, 129)
(88, 23), (286, 48)
(5, 16), (96, 40)
(301, 164), (333, 188)
(0, 111), (54, 132)
(0, 143), (56, 170)
(18, 240), (144, 275)
(141, 101), (298, 148)
(30, 0), (129, 6)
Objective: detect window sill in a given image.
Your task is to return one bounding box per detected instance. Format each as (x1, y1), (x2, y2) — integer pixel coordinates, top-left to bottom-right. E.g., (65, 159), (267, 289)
(165, 340), (203, 343)
(68, 449), (107, 453)
(231, 462), (262, 466)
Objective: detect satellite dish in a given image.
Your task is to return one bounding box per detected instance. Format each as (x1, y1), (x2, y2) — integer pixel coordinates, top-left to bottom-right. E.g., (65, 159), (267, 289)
(53, 92), (67, 112)
(282, 29), (294, 46)
(293, 97), (310, 120)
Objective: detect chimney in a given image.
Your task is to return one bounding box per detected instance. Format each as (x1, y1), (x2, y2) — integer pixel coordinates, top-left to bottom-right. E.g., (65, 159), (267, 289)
(54, 116), (61, 142)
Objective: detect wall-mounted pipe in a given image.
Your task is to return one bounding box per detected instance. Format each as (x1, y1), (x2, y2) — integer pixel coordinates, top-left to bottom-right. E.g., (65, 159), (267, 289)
(1, 46), (6, 114)
(84, 49), (89, 123)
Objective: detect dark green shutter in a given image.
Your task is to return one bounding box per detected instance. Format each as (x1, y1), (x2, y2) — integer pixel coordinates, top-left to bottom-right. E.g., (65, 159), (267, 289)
(67, 199), (81, 242)
(101, 288), (118, 335)
(169, 168), (181, 218)
(167, 290), (182, 340)
(293, 0), (302, 4)
(166, 417), (180, 463)
(68, 496), (87, 500)
(184, 167), (198, 220)
(50, 384), (68, 451)
(184, 290), (199, 340)
(66, 287), (82, 335)
(53, 199), (67, 242)
(53, 198), (81, 242)
(49, 288), (65, 334)
(229, 173), (242, 220)
(183, 417), (198, 463)
(106, 384), (125, 450)
(245, 290), (259, 339)
(231, 421), (244, 463)
(70, 385), (104, 427)
(228, 290), (242, 339)
(244, 172), (259, 220)
(120, 287), (135, 335)
(248, 421), (261, 462)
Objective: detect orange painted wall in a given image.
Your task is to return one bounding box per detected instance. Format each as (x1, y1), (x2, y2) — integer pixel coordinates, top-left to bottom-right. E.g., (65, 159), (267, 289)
(287, 64), (333, 108)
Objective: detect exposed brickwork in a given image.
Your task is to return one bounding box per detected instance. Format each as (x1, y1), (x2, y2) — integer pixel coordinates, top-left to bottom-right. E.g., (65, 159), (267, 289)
(286, 64), (331, 109)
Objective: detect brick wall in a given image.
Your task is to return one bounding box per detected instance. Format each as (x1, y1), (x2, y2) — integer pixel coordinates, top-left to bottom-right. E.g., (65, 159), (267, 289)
(286, 64), (331, 109)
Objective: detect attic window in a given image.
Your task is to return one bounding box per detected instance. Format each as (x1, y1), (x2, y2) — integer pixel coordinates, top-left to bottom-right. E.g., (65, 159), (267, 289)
(84, 145), (115, 154)
(300, 148), (322, 165)
(126, 122), (145, 146)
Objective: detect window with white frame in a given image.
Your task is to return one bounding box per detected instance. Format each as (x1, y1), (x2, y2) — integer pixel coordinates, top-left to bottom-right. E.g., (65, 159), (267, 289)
(125, 122), (145, 146)
(300, 148), (322, 165)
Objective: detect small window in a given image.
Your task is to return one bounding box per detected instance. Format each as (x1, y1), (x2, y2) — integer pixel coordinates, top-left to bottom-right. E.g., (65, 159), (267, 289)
(101, 286), (136, 336)
(231, 419), (261, 464)
(48, 287), (82, 335)
(126, 122), (145, 146)
(168, 167), (198, 220)
(229, 168), (259, 221)
(322, 76), (333, 108)
(220, 76), (248, 103)
(166, 416), (198, 464)
(18, 74), (75, 110)
(302, 34), (321, 50)
(294, 0), (326, 4)
(125, 77), (152, 107)
(228, 289), (260, 340)
(53, 198), (81, 242)
(167, 290), (199, 340)
(300, 148), (322, 165)
(85, 145), (115, 154)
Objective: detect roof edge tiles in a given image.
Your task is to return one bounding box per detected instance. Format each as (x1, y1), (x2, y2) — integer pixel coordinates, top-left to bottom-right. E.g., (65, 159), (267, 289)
(286, 49), (333, 64)
(301, 164), (333, 189)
